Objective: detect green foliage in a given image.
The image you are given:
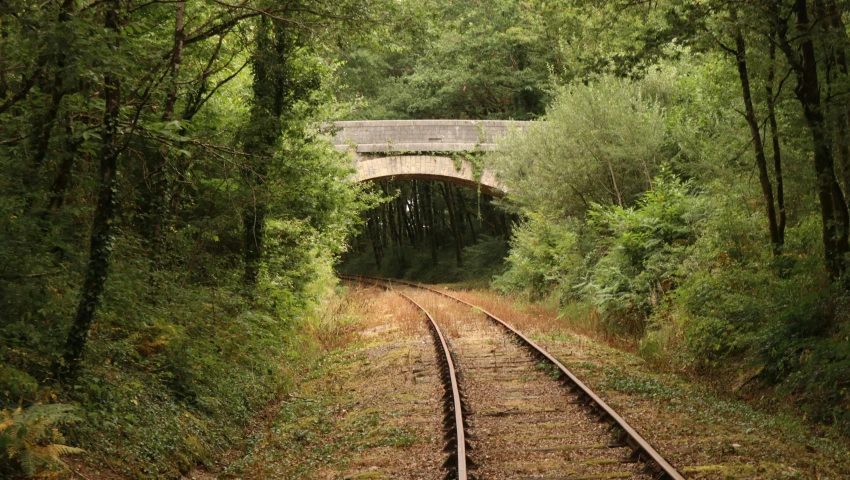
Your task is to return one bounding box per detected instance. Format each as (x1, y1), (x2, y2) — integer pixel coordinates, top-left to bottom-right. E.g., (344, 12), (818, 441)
(496, 173), (704, 334)
(491, 75), (670, 219)
(780, 319), (850, 434)
(0, 404), (83, 478)
(584, 174), (706, 334)
(492, 65), (850, 435)
(339, 0), (557, 120)
(493, 213), (585, 301)
(653, 196), (825, 369)
(0, 0), (388, 476)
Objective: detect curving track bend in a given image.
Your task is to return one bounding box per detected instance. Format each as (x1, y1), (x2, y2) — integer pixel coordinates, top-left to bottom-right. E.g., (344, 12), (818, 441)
(340, 274), (685, 480)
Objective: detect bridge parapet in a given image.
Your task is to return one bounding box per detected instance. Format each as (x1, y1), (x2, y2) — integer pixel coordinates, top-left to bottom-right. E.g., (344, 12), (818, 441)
(333, 120), (528, 153)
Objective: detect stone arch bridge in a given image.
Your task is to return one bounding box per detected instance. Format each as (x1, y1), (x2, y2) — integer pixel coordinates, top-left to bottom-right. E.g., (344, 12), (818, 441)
(332, 120), (528, 197)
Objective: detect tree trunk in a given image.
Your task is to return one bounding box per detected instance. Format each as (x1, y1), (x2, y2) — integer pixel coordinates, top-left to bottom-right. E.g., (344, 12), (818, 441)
(163, 0), (185, 122)
(151, 0), (186, 261)
(404, 202), (417, 246)
(501, 212), (511, 241)
(30, 75), (66, 172)
(62, 0), (121, 378)
(777, 0), (850, 276)
(412, 180), (423, 245)
(455, 186), (478, 244)
(395, 194), (409, 264)
(381, 182), (402, 260)
(732, 20), (782, 254)
(380, 201), (389, 249)
(240, 20), (295, 286)
(398, 195), (415, 246)
(48, 115), (81, 212)
(607, 160), (623, 207)
(441, 184), (463, 267)
(765, 35), (786, 244)
(424, 181), (438, 265)
(243, 203), (265, 285)
(29, 0), (76, 174)
(367, 217), (382, 267)
(820, 0), (850, 196)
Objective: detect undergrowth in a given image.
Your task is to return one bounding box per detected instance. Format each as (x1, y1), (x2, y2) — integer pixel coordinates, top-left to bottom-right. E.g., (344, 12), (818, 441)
(0, 233), (353, 478)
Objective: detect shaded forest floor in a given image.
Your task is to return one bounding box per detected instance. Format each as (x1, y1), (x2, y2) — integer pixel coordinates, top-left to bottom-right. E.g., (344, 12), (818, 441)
(81, 282), (850, 479)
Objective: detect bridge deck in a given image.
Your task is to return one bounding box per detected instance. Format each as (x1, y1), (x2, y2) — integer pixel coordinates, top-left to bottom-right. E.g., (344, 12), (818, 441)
(333, 119), (528, 153)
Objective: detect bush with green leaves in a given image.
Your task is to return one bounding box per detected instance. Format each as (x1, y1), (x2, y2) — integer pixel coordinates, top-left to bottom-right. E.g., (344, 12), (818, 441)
(491, 75), (672, 220)
(779, 316), (850, 435)
(653, 207), (850, 432)
(496, 173), (705, 335)
(583, 174), (706, 334)
(493, 213), (586, 301)
(45, 231), (337, 478)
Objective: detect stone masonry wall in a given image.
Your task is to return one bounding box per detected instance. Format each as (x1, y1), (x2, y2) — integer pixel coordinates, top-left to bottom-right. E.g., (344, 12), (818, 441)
(333, 120), (527, 196)
(353, 155), (506, 197)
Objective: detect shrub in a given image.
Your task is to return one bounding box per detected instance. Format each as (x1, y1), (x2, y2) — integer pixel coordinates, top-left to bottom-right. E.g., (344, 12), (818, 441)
(493, 213), (586, 301)
(582, 174), (705, 334)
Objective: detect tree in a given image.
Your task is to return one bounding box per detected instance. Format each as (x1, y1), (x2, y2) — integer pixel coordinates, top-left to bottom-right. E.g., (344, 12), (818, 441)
(771, 0), (850, 277)
(492, 76), (668, 219)
(61, 0), (123, 378)
(721, 9), (785, 254)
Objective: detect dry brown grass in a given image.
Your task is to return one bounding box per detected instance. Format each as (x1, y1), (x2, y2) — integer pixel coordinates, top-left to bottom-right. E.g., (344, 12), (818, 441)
(313, 287), (362, 352)
(340, 284), (429, 341)
(377, 288), (428, 337)
(402, 287), (505, 346)
(437, 287), (639, 352)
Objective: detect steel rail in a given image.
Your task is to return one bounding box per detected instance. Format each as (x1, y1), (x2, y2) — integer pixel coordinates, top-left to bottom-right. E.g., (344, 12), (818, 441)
(345, 274), (685, 480)
(340, 274), (469, 480)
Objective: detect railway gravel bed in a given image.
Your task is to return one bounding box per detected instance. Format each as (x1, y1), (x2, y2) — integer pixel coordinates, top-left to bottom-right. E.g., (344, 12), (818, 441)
(402, 286), (648, 480)
(334, 275), (850, 479)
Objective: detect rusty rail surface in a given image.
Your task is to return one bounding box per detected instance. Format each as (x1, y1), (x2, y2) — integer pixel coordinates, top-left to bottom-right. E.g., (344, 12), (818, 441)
(342, 274), (686, 480)
(340, 274), (471, 480)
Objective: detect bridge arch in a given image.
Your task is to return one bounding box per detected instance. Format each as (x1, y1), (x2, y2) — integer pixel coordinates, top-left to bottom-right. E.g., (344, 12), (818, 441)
(353, 155), (505, 197)
(332, 120), (529, 197)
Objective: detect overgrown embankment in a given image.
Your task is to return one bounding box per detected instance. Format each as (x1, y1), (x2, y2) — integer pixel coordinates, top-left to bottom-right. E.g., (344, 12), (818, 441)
(489, 73), (850, 437)
(1, 254), (356, 479)
(1, 0), (385, 476)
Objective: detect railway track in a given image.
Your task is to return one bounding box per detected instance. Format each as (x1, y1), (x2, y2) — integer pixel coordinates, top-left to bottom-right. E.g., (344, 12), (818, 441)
(340, 274), (685, 480)
(344, 275), (473, 479)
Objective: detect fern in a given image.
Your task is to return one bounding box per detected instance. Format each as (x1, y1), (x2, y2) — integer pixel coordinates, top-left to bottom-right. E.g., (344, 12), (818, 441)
(0, 404), (84, 478)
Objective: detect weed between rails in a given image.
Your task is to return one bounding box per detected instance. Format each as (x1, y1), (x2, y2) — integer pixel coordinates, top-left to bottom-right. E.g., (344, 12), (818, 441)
(348, 285), (425, 333)
(533, 360), (562, 380)
(411, 292), (475, 339)
(443, 288), (570, 333)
